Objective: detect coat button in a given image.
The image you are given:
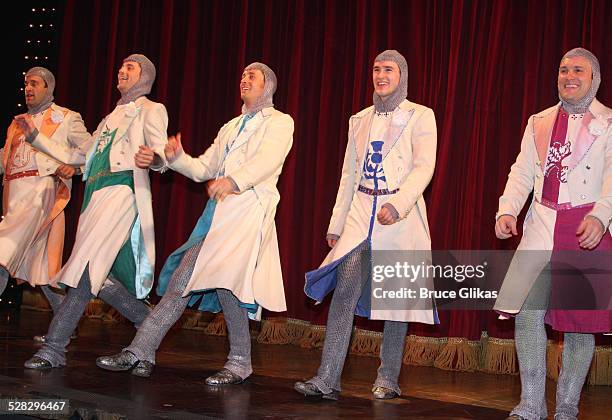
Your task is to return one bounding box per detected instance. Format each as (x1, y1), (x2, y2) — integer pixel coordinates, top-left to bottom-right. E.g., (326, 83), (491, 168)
(536, 173), (541, 178)
(583, 180), (587, 184)
(586, 165), (591, 170)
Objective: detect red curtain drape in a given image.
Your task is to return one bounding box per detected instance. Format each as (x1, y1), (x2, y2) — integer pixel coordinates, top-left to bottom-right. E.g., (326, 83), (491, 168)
(55, 0), (612, 343)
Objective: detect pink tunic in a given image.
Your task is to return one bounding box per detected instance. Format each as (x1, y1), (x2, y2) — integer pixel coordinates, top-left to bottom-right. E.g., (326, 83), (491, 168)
(539, 109), (612, 333)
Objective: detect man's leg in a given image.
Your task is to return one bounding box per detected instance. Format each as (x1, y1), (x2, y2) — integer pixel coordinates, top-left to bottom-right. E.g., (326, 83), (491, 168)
(554, 332), (595, 420)
(510, 309), (548, 420)
(34, 278), (150, 344)
(33, 286), (71, 343)
(96, 243), (203, 377)
(372, 320), (408, 397)
(25, 270), (93, 368)
(98, 277), (150, 327)
(296, 242), (370, 396)
(40, 285), (64, 313)
(206, 289), (252, 384)
(509, 272), (551, 420)
(123, 243), (201, 363)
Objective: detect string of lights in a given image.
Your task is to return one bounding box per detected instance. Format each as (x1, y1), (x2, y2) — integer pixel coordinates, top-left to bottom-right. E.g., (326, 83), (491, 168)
(15, 3), (61, 113)
(2, 2), (62, 312)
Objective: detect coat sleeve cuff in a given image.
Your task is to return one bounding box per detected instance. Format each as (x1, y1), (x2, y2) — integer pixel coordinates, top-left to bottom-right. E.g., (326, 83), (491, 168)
(26, 128), (39, 144)
(495, 212), (517, 221)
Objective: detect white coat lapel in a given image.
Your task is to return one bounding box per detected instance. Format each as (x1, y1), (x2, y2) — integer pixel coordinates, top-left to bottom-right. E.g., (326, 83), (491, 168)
(567, 100), (612, 171)
(112, 101), (141, 145)
(566, 112), (595, 172)
(227, 109), (269, 153)
(354, 110), (374, 168)
(382, 107), (414, 159)
(225, 116), (243, 148)
(533, 106), (558, 170)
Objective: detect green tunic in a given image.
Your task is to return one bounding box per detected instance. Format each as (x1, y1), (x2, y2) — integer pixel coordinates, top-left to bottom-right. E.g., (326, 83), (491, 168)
(82, 127), (137, 295)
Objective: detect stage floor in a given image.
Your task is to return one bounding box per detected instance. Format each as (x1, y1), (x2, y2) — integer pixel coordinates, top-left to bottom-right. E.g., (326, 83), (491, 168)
(0, 309), (610, 419)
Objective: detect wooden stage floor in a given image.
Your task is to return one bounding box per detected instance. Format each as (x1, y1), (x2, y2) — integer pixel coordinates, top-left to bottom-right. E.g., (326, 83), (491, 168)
(0, 309), (610, 419)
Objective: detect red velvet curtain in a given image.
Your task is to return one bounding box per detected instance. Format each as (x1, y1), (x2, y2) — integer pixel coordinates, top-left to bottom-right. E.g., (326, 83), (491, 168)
(55, 0), (612, 342)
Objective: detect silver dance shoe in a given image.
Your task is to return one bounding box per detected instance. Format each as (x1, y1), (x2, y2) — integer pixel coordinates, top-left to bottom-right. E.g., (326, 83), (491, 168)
(372, 386), (399, 400)
(24, 356), (52, 370)
(294, 381), (339, 400)
(205, 368), (244, 385)
(96, 351), (154, 378)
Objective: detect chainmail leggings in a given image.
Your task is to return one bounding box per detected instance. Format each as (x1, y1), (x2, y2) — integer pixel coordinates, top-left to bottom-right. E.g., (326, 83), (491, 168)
(0, 265), (63, 312)
(511, 271), (594, 420)
(308, 241), (408, 395)
(125, 242), (253, 379)
(40, 286), (64, 313)
(0, 267), (64, 314)
(125, 242), (203, 364)
(555, 333), (594, 419)
(99, 277), (151, 329)
(217, 288), (252, 379)
(34, 270), (151, 367)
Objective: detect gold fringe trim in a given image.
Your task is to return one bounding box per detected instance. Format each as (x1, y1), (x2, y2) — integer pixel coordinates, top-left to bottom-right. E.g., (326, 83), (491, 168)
(298, 324), (326, 349)
(546, 340), (563, 381)
(403, 335), (446, 367)
(257, 317), (293, 345)
(21, 289), (52, 312)
(254, 317), (310, 345)
(544, 340), (612, 386)
(203, 313), (227, 336)
(587, 345), (612, 386)
(433, 337), (481, 372)
(285, 318), (310, 344)
(179, 310), (210, 330)
(349, 328), (382, 356)
(21, 296), (612, 386)
(480, 335), (518, 375)
(100, 307), (127, 324)
(83, 299), (108, 319)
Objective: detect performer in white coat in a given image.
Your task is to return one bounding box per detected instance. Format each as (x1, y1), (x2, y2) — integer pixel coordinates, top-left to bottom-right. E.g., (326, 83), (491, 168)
(6, 67), (146, 343)
(0, 67), (89, 317)
(96, 62), (294, 383)
(22, 54), (168, 370)
(295, 50), (437, 400)
(494, 48), (612, 420)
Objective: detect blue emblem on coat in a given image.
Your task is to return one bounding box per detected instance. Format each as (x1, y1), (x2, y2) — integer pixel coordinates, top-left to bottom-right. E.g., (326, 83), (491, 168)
(363, 140), (386, 182)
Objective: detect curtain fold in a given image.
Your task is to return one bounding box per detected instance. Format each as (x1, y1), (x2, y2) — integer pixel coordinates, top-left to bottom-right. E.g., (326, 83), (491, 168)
(54, 0), (612, 367)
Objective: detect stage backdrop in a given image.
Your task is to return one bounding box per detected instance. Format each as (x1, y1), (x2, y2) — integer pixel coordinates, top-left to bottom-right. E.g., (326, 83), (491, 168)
(46, 0), (612, 382)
